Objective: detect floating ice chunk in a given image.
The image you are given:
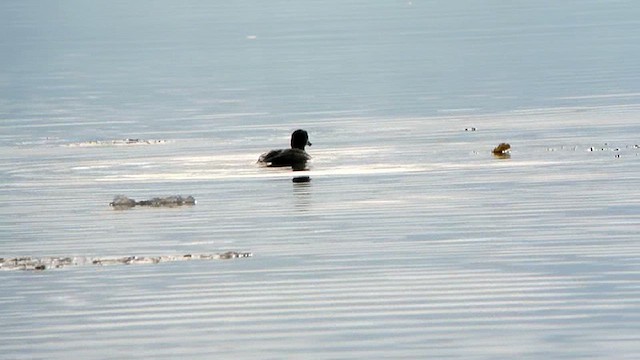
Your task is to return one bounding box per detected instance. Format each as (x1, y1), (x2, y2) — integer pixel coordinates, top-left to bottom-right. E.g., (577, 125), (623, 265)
(110, 195), (196, 208)
(0, 252), (252, 271)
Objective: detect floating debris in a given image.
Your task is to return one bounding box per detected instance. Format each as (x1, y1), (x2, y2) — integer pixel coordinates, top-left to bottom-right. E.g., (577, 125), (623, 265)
(66, 139), (169, 147)
(589, 147), (608, 152)
(491, 143), (511, 159)
(110, 195), (196, 209)
(465, 127), (477, 132)
(545, 143), (638, 156)
(492, 143), (511, 154)
(0, 252), (253, 271)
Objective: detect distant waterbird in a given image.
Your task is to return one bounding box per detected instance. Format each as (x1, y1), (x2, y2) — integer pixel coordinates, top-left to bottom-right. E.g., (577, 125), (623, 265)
(258, 129), (312, 169)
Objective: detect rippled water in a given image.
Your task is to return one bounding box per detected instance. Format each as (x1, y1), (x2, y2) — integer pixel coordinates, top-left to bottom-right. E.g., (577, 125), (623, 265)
(2, 1), (640, 359)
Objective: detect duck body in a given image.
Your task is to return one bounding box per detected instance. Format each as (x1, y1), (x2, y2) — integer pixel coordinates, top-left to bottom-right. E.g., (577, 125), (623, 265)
(258, 148), (311, 167)
(258, 129), (312, 168)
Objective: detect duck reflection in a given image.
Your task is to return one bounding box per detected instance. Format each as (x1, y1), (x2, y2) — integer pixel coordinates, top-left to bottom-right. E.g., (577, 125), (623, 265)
(492, 152), (511, 160)
(292, 176), (312, 210)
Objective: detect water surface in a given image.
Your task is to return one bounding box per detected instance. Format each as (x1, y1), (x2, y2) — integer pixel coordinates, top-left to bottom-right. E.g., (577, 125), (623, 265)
(1, 1), (640, 359)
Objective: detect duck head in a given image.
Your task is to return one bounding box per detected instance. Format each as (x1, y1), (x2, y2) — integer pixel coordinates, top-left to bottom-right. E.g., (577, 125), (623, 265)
(290, 129), (312, 150)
